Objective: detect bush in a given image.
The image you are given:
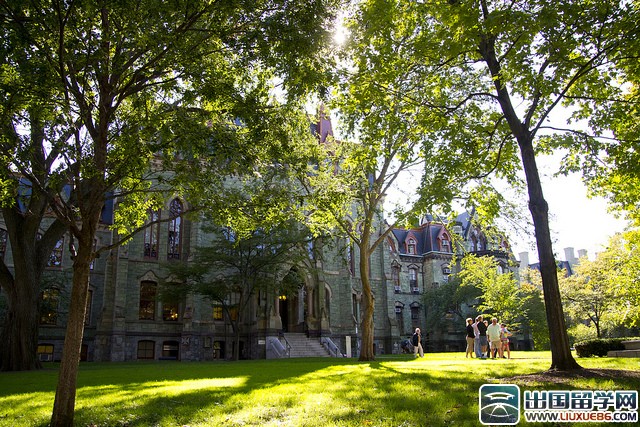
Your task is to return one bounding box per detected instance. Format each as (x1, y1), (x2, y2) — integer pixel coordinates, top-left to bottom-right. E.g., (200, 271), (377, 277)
(568, 323), (597, 346)
(574, 337), (639, 357)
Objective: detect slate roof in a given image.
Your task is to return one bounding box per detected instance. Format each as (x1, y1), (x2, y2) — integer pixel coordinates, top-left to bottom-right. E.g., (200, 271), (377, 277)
(391, 222), (449, 255)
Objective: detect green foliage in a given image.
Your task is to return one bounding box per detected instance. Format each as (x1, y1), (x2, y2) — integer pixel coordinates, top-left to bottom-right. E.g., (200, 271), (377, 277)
(573, 338), (634, 358)
(560, 229), (640, 335)
(568, 323), (598, 347)
(162, 219), (312, 306)
(458, 254), (525, 326)
(423, 276), (481, 330)
(519, 281), (550, 350)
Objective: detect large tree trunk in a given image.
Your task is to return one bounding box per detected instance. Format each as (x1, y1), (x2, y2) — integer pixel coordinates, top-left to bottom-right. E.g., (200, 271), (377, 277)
(479, 30), (581, 371)
(358, 244), (375, 361)
(0, 231), (41, 371)
(0, 274), (41, 371)
(0, 206), (66, 371)
(520, 139), (581, 370)
(50, 235), (93, 427)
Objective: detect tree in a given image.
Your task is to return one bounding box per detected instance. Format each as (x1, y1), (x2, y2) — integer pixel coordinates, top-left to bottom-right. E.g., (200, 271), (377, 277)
(1, 1), (338, 425)
(518, 266), (550, 350)
(560, 230), (640, 335)
(0, 4), (72, 371)
(423, 274), (481, 332)
(163, 220), (310, 360)
(560, 261), (616, 339)
(345, 0), (640, 370)
(458, 254), (527, 326)
(301, 103), (429, 360)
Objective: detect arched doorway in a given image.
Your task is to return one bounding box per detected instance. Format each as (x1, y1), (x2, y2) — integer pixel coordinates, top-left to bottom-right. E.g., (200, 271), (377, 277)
(279, 295), (290, 332)
(279, 269), (307, 333)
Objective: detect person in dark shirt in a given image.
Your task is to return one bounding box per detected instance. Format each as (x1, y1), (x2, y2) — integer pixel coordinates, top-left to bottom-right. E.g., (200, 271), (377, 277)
(476, 315), (488, 358)
(465, 318), (475, 358)
(412, 327), (424, 357)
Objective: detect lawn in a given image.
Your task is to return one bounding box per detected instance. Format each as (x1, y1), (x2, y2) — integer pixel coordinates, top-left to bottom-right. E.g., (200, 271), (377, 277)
(0, 352), (638, 426)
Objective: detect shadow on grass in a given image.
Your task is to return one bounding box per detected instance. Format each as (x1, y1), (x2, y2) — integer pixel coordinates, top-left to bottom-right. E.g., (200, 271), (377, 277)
(2, 354), (639, 427)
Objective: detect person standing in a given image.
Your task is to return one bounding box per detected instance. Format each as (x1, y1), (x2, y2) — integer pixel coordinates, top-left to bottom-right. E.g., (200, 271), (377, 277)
(472, 316), (482, 357)
(412, 327), (424, 358)
(486, 317), (503, 359)
(500, 323), (512, 359)
(476, 315), (488, 358)
(465, 318), (475, 358)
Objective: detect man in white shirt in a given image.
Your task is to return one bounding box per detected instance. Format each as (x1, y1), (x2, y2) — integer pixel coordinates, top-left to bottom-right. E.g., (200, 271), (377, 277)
(486, 317), (503, 359)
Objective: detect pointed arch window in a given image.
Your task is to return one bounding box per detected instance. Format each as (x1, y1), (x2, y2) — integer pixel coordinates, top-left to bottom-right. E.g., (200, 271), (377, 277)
(347, 240), (355, 276)
(144, 208), (160, 259)
(407, 237), (417, 255)
(409, 268), (419, 293)
(387, 237), (396, 254)
(167, 199), (183, 260)
(410, 302), (421, 327)
(47, 238), (64, 267)
(139, 281), (157, 320)
(392, 264), (401, 293)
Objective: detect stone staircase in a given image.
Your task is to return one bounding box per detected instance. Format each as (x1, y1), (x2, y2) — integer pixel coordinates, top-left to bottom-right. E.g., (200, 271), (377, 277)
(607, 340), (640, 357)
(283, 333), (331, 358)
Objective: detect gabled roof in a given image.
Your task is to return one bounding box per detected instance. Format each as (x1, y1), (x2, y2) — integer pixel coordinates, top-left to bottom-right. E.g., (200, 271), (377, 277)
(391, 222), (450, 256)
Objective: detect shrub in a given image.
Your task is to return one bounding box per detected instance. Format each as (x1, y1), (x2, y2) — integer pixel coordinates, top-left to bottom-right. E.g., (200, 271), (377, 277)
(574, 337), (639, 357)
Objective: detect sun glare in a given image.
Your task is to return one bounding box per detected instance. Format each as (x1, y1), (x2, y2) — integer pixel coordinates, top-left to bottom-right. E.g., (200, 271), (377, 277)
(332, 14), (349, 46)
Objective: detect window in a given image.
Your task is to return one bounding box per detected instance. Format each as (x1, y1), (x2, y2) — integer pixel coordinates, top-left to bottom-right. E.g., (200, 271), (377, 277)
(162, 340), (179, 359)
(392, 265), (401, 293)
(212, 305), (223, 320)
(387, 237), (396, 254)
(0, 228), (7, 260)
(440, 234), (451, 252)
(162, 300), (179, 321)
(40, 289), (59, 325)
(409, 268), (418, 293)
(407, 238), (417, 255)
(137, 340), (155, 359)
(167, 199), (183, 260)
(37, 344), (54, 362)
(47, 238), (64, 267)
(139, 281), (157, 320)
(144, 209), (160, 259)
(352, 294), (359, 323)
(410, 304), (421, 326)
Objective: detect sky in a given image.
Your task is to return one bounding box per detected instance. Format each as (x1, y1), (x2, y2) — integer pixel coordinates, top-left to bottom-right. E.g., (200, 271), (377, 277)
(515, 167), (629, 264)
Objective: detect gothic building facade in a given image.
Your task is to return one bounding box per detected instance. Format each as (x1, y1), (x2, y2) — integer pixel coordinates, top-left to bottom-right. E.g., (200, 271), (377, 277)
(0, 118), (518, 363)
(0, 207), (516, 362)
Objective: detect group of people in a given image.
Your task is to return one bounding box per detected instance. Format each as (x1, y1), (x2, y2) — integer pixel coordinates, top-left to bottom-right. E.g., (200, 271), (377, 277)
(465, 315), (512, 359)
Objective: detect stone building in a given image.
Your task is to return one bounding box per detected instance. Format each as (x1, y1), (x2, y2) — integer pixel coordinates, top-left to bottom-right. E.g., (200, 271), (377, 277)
(0, 118), (518, 362)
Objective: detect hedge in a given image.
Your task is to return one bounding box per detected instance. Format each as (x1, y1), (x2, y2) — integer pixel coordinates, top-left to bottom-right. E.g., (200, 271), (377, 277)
(574, 337), (640, 357)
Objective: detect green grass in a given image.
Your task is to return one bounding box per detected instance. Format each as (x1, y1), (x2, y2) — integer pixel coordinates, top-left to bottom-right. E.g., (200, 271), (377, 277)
(0, 352), (638, 426)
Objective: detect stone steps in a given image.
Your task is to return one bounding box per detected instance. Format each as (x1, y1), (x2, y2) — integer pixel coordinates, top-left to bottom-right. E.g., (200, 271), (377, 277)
(607, 340), (640, 358)
(283, 333), (331, 358)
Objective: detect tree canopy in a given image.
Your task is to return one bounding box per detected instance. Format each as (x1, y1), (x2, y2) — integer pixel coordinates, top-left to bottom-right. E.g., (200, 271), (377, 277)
(342, 0), (640, 370)
(1, 1), (339, 425)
